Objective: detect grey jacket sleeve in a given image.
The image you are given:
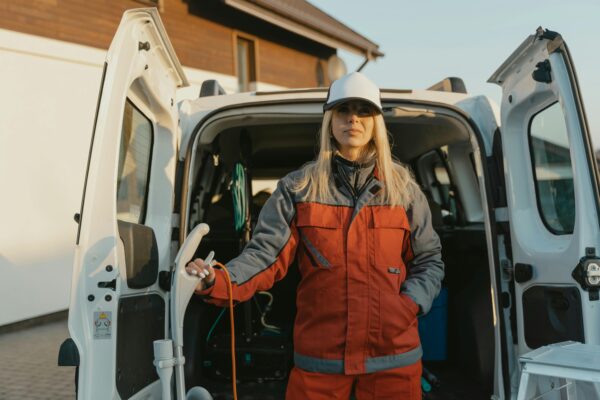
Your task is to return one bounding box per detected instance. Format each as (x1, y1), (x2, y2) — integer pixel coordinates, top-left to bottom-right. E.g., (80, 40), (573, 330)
(199, 177), (299, 306)
(401, 189), (445, 315)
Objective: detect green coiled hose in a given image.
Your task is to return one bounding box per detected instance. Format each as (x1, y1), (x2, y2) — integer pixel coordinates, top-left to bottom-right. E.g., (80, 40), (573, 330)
(231, 163), (248, 233)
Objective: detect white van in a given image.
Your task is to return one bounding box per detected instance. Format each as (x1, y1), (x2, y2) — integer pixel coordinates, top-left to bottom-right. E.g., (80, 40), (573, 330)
(59, 8), (600, 400)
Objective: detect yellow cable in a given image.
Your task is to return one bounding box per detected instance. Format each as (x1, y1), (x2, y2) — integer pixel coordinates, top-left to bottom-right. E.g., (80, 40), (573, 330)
(214, 262), (238, 400)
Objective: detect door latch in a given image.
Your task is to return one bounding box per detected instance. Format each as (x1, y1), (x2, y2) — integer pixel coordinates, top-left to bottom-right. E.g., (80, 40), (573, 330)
(572, 247), (600, 301)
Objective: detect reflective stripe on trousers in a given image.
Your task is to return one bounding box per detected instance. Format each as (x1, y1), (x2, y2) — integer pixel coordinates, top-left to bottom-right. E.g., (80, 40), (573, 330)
(293, 345), (422, 374)
(285, 360), (422, 400)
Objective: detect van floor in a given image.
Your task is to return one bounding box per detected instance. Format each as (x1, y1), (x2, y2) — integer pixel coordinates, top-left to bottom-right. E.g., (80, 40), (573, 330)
(423, 362), (490, 400)
(204, 365), (491, 400)
(206, 381), (287, 400)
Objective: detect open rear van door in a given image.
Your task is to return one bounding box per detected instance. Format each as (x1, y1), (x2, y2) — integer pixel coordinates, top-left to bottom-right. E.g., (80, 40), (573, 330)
(68, 8), (188, 399)
(489, 28), (600, 392)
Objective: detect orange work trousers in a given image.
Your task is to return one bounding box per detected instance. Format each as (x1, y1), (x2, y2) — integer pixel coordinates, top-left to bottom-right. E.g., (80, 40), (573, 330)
(285, 361), (422, 400)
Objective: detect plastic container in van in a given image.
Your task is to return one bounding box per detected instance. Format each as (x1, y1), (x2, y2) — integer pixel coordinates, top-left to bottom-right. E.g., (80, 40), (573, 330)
(418, 287), (448, 361)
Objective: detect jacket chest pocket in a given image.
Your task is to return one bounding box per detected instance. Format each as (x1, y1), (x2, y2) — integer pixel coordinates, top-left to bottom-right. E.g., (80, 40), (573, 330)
(296, 205), (344, 269)
(369, 207), (411, 291)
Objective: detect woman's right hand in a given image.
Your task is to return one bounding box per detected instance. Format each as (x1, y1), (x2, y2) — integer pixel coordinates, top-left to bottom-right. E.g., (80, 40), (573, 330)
(186, 258), (216, 291)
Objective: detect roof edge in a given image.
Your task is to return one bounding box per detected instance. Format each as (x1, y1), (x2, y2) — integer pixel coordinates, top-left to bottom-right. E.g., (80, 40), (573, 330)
(223, 0), (383, 58)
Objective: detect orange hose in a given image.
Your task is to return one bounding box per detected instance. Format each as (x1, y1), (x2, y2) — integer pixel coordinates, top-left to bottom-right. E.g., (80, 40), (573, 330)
(214, 262), (238, 400)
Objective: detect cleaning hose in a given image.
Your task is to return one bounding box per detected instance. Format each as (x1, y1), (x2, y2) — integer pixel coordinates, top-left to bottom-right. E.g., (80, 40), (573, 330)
(206, 308), (226, 343)
(256, 291), (280, 332)
(214, 261), (238, 400)
(231, 163), (247, 233)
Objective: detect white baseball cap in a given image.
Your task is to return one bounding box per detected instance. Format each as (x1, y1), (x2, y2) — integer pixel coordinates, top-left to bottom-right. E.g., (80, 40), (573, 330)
(323, 72), (382, 113)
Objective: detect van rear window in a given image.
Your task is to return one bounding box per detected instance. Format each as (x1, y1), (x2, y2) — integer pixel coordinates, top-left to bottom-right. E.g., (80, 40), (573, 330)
(116, 100), (153, 224)
(528, 102), (575, 235)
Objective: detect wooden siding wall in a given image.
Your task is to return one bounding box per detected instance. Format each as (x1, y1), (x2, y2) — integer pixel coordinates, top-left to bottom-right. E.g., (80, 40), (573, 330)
(0, 0), (335, 88)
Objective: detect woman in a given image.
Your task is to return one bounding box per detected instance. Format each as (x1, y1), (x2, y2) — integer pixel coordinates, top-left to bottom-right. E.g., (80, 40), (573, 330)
(186, 72), (444, 399)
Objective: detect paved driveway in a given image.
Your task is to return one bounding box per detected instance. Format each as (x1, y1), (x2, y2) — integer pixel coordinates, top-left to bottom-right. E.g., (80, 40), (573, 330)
(0, 318), (75, 399)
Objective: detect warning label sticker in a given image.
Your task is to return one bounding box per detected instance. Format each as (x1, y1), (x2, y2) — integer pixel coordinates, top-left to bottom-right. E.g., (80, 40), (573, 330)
(93, 311), (112, 339)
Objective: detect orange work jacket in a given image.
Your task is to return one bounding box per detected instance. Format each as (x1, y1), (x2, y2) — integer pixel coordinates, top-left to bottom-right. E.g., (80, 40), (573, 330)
(199, 160), (444, 375)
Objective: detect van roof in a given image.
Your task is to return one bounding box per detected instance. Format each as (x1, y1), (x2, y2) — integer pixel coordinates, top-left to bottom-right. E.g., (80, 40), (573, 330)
(182, 87), (471, 115)
(178, 87), (476, 162)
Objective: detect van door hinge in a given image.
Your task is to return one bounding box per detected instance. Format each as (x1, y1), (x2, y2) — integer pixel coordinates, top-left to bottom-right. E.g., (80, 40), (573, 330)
(515, 263), (533, 283)
(572, 247), (600, 301)
(501, 259), (513, 281)
(536, 27), (564, 54)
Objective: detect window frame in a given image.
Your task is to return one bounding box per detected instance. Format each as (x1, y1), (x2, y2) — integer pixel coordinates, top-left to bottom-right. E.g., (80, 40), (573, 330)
(527, 100), (576, 236)
(117, 98), (155, 225)
(134, 0), (164, 12)
(233, 31), (259, 92)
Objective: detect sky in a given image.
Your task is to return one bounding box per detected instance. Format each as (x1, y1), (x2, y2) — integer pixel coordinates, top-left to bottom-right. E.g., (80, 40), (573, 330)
(310, 0), (600, 149)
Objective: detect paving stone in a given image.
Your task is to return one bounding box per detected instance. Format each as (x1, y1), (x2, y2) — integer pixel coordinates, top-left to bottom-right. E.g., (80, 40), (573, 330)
(0, 319), (75, 399)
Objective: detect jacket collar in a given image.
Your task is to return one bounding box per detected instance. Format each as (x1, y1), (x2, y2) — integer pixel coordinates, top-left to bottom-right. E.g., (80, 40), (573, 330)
(332, 152), (378, 200)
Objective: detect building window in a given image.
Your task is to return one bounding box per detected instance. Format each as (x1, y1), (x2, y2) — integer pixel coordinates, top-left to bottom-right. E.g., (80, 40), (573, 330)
(316, 61), (325, 87)
(236, 36), (257, 92)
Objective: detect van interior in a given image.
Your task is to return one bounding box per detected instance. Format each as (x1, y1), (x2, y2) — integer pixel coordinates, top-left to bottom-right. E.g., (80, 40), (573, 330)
(181, 104), (495, 400)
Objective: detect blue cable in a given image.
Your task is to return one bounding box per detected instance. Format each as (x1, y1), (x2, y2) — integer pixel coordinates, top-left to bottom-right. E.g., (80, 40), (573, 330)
(206, 308), (226, 343)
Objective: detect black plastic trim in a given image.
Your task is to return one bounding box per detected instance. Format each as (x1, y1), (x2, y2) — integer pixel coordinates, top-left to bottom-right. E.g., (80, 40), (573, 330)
(117, 220), (159, 288)
(532, 60), (552, 83)
(58, 338), (80, 366)
(116, 294), (165, 399)
(200, 79), (226, 97)
(77, 62), (107, 244)
(488, 128), (508, 208)
(558, 42), (600, 232)
(515, 263), (534, 283)
(539, 29), (564, 54)
(523, 285), (584, 349)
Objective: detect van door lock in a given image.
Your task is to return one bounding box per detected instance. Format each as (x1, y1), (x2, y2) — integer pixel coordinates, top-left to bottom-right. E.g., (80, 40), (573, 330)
(98, 279), (116, 291)
(586, 263), (600, 286)
(572, 247), (600, 301)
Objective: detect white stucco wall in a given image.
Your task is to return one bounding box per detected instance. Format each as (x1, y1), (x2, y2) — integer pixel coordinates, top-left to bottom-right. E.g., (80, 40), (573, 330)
(0, 29), (283, 326)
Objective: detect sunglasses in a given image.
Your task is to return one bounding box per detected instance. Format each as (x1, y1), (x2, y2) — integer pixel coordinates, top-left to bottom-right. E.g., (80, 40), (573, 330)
(333, 102), (378, 117)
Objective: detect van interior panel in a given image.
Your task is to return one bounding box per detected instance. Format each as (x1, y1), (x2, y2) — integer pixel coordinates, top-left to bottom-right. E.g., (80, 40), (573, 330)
(116, 294), (165, 399)
(182, 107), (494, 399)
(522, 285), (584, 349)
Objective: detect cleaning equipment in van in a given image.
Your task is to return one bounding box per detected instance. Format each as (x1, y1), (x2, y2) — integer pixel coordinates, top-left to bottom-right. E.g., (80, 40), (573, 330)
(203, 163), (291, 390)
(256, 291), (281, 333)
(212, 261), (238, 400)
(154, 223), (238, 400)
(418, 287), (448, 361)
(205, 290), (280, 346)
(155, 223), (211, 399)
(232, 163), (248, 233)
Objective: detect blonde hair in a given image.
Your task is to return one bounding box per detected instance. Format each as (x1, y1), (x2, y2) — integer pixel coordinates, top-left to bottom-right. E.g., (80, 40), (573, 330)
(293, 111), (420, 207)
